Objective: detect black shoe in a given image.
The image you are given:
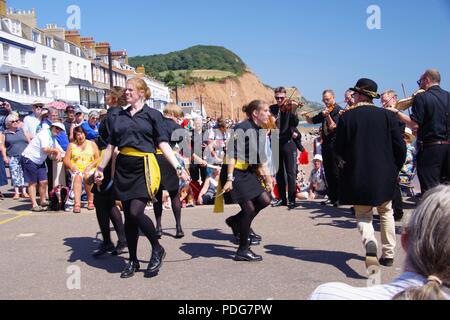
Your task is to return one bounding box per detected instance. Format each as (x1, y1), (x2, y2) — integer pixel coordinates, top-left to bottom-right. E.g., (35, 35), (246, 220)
(288, 202), (299, 210)
(175, 226), (185, 239)
(120, 260), (140, 278)
(145, 247), (166, 276)
(249, 228), (262, 241)
(235, 235), (260, 246)
(350, 207), (355, 216)
(365, 241), (379, 268)
(271, 200), (287, 207)
(333, 201), (340, 208)
(394, 211), (404, 222)
(92, 242), (115, 258)
(225, 217), (239, 238)
(321, 200), (332, 206)
(111, 241), (128, 256)
(156, 226), (163, 239)
(379, 257), (394, 267)
(234, 248), (263, 262)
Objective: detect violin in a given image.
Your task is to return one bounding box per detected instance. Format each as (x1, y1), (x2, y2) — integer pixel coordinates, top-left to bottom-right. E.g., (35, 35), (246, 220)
(280, 98), (305, 113)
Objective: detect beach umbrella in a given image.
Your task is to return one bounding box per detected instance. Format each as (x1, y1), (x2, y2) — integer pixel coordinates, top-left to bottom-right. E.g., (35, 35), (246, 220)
(47, 101), (68, 110)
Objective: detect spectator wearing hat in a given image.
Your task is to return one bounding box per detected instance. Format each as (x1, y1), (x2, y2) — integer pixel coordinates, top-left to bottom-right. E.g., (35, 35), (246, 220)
(296, 154), (327, 200)
(81, 111), (100, 141)
(69, 107), (85, 142)
(23, 102), (44, 138)
(63, 105), (76, 134)
(21, 123), (65, 212)
(334, 78), (406, 268)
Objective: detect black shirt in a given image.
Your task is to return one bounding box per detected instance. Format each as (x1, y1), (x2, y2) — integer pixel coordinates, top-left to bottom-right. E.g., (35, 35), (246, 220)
(227, 119), (267, 165)
(98, 107), (122, 150)
(161, 117), (185, 149)
(109, 105), (169, 153)
(411, 86), (450, 143)
(270, 104), (299, 144)
(312, 105), (342, 145)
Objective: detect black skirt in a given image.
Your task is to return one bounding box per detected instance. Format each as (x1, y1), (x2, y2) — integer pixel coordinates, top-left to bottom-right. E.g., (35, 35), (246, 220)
(220, 164), (265, 203)
(114, 154), (149, 201)
(156, 154), (179, 192)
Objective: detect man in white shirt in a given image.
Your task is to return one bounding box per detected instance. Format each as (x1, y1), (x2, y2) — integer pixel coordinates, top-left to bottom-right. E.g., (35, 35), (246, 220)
(21, 123), (64, 212)
(23, 102), (44, 138)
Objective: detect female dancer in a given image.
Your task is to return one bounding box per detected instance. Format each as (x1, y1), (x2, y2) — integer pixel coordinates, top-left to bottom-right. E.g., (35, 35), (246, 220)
(95, 78), (189, 278)
(154, 104), (187, 239)
(91, 87), (127, 257)
(221, 100), (273, 262)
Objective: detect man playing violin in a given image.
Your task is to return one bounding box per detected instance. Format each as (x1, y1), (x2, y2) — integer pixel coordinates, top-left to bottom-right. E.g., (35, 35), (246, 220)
(302, 90), (342, 207)
(270, 87), (302, 209)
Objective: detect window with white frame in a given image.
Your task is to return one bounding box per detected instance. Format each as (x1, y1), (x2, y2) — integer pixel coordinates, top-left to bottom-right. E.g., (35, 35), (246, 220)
(4, 76), (10, 91)
(68, 61), (73, 76)
(32, 30), (41, 43)
(42, 55), (47, 71)
(20, 49), (26, 66)
(52, 58), (57, 73)
(83, 65), (87, 80)
(64, 43), (70, 53)
(2, 44), (10, 62)
(45, 37), (53, 48)
(76, 47), (81, 57)
(76, 63), (80, 77)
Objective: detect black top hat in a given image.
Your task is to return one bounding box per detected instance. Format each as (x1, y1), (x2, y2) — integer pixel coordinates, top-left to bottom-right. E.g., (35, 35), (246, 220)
(349, 78), (380, 99)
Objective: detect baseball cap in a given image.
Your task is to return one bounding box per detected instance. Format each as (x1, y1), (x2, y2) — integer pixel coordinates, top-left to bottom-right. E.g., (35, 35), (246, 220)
(65, 105), (75, 113)
(313, 154), (323, 162)
(74, 107), (83, 115)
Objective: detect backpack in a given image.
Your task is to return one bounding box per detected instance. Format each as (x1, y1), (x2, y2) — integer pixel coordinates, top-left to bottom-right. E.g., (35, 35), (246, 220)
(49, 185), (70, 211)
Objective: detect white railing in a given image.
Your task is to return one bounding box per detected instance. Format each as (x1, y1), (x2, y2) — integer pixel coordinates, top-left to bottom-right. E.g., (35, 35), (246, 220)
(0, 90), (52, 104)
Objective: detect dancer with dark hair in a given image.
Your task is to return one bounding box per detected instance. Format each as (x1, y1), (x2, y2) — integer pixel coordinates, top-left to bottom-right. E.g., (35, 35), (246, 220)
(218, 100), (273, 262)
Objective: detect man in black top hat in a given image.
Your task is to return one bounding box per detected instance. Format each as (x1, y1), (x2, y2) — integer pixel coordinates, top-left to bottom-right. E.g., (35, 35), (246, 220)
(385, 69), (450, 194)
(335, 78), (406, 268)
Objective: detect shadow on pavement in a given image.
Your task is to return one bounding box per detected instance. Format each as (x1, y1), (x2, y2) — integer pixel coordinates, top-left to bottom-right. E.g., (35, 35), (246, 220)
(64, 237), (127, 274)
(265, 244), (366, 280)
(179, 242), (236, 260)
(192, 228), (235, 242)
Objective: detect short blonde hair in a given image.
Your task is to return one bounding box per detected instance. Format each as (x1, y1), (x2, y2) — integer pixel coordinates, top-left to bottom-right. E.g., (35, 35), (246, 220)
(5, 114), (19, 129)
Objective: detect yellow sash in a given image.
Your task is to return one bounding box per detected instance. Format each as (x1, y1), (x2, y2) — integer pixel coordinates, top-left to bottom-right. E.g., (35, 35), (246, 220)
(120, 147), (161, 203)
(213, 160), (249, 213)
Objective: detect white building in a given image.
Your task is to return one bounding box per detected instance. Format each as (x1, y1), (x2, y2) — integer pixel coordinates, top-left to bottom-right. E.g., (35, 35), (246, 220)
(0, 16), (93, 105)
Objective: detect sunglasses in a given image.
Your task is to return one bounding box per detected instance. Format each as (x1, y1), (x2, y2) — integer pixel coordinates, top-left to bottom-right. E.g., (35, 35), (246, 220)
(275, 97), (285, 101)
(11, 120), (19, 124)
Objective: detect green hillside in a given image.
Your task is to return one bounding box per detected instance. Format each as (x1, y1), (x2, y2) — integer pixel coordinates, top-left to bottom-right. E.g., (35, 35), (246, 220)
(129, 45), (247, 79)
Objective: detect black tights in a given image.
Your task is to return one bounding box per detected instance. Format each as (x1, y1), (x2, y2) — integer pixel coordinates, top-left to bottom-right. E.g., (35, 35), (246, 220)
(122, 198), (162, 262)
(233, 192), (271, 250)
(153, 189), (182, 229)
(94, 194), (126, 245)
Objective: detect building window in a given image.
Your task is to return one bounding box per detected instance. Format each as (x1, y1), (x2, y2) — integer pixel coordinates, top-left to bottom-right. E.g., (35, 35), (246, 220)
(42, 55), (47, 71)
(22, 78), (29, 95)
(3, 44), (9, 62)
(68, 61), (73, 76)
(52, 58), (57, 73)
(32, 30), (41, 43)
(45, 37), (53, 48)
(76, 63), (80, 77)
(76, 48), (81, 57)
(83, 66), (87, 80)
(4, 76), (10, 92)
(64, 43), (70, 53)
(20, 49), (26, 66)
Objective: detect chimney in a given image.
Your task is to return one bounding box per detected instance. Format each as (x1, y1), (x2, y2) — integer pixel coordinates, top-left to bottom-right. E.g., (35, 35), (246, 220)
(44, 24), (65, 39)
(111, 50), (128, 65)
(0, 0), (7, 16)
(65, 30), (81, 46)
(95, 42), (110, 56)
(136, 65), (146, 75)
(80, 37), (96, 49)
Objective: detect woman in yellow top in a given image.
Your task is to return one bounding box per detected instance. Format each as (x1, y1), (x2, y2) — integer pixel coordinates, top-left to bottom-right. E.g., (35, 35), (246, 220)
(64, 126), (100, 213)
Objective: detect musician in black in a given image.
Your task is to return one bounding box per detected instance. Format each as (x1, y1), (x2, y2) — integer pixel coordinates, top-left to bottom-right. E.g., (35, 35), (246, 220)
(270, 87), (301, 210)
(387, 69), (450, 194)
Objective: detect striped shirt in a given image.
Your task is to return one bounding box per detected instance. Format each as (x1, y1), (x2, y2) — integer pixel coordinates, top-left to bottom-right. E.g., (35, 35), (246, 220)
(310, 272), (429, 300)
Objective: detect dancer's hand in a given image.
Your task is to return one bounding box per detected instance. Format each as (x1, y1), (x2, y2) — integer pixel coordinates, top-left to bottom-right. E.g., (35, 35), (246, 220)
(223, 181), (233, 193)
(94, 169), (104, 185)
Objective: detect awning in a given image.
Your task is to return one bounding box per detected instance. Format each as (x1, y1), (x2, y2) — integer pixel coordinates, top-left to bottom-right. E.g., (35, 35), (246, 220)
(0, 65), (45, 80)
(0, 96), (33, 115)
(67, 77), (105, 94)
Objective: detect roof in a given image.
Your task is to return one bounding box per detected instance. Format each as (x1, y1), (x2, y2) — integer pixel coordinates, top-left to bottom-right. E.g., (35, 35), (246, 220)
(0, 65), (45, 80)
(67, 77), (105, 93)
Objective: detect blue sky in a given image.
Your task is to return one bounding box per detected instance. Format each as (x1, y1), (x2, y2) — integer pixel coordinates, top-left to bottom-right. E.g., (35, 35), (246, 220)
(8, 0), (450, 103)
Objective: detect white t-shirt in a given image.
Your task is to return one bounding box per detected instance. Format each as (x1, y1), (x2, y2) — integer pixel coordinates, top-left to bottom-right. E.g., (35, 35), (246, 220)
(22, 114), (40, 138)
(22, 129), (59, 165)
